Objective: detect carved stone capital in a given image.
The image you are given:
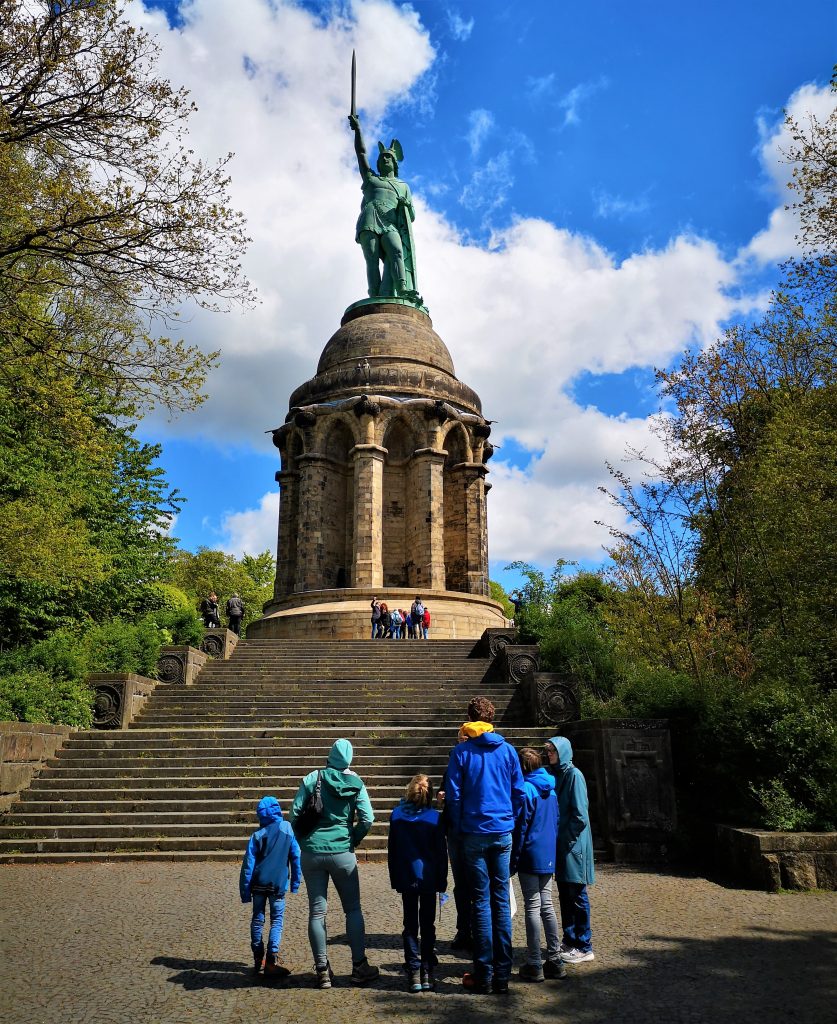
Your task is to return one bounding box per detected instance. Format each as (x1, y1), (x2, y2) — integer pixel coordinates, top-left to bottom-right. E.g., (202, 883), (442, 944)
(353, 394), (381, 418)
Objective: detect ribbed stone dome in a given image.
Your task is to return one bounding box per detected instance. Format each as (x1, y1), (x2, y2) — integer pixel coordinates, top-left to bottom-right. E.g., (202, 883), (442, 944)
(317, 301), (455, 376)
(288, 301), (482, 415)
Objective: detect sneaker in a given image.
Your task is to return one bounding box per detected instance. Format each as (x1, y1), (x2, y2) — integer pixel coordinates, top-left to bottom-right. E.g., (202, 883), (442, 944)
(518, 963), (545, 983)
(420, 966), (435, 991)
(462, 972), (491, 994)
(491, 978), (510, 995)
(407, 971), (422, 993)
(264, 952), (291, 979)
(315, 961), (334, 989)
(350, 959), (380, 986)
(560, 948), (595, 964)
(543, 958), (568, 979)
(252, 942), (265, 976)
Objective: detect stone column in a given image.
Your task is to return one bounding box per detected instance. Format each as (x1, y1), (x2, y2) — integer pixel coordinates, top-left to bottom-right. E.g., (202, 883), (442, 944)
(412, 448), (447, 591)
(294, 453), (329, 592)
(273, 467), (299, 599)
(352, 444), (386, 587)
(460, 462), (490, 596)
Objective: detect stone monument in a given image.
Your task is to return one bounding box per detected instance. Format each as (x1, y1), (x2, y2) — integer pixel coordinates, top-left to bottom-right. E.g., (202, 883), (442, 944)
(248, 57), (507, 639)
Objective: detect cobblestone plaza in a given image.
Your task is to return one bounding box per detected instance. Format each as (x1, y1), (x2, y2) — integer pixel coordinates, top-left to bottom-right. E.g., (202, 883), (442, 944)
(1, 862), (834, 1024)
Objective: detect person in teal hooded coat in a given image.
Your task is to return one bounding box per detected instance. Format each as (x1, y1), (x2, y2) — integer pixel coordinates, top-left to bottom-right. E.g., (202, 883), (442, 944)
(290, 738), (379, 988)
(545, 736), (595, 963)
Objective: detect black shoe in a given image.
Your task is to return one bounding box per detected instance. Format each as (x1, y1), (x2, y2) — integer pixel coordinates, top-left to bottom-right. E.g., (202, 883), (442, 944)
(252, 941), (265, 975)
(544, 957), (568, 980)
(492, 978), (510, 995)
(450, 932), (472, 951)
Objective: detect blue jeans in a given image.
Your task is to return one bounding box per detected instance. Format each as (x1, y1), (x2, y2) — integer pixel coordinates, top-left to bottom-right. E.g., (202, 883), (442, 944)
(557, 882), (592, 952)
(463, 832), (513, 983)
(301, 850), (367, 969)
(250, 891), (285, 955)
(401, 891), (437, 972)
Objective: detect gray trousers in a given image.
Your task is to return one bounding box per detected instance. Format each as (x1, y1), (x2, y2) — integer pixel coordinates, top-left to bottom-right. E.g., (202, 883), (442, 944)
(518, 870), (561, 966)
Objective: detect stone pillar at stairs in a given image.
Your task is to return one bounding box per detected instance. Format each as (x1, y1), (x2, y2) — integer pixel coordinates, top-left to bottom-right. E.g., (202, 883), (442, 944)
(294, 453), (329, 592)
(273, 467), (299, 599)
(412, 448), (447, 591)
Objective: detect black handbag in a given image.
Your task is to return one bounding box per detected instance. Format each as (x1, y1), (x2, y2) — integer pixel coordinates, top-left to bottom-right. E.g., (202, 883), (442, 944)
(293, 770), (324, 838)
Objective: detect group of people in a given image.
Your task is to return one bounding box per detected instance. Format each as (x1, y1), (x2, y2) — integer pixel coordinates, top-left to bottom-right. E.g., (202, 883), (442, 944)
(370, 596), (431, 639)
(199, 591), (245, 635)
(239, 695), (594, 994)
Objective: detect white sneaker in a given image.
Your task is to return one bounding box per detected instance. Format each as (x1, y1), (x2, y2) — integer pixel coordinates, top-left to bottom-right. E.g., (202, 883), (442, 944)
(560, 948), (595, 964)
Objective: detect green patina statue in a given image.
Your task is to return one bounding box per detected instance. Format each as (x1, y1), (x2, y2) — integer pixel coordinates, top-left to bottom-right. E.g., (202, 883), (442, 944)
(347, 55), (421, 304)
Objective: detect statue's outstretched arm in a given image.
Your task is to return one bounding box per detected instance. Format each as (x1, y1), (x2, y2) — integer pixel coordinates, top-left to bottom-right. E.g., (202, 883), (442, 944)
(348, 114), (371, 176)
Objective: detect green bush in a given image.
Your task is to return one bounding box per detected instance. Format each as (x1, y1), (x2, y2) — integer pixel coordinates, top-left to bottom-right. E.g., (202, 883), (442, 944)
(148, 606), (203, 648)
(0, 668), (93, 727)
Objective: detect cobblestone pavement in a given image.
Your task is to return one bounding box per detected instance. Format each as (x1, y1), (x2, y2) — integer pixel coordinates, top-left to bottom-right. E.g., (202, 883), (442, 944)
(0, 862), (835, 1024)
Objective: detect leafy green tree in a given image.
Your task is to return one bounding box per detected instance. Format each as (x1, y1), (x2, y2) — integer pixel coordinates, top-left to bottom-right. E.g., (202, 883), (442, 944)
(165, 548), (276, 635)
(488, 579), (514, 618)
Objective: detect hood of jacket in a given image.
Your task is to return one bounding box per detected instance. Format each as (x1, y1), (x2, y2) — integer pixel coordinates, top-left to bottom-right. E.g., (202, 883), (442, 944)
(524, 766), (556, 796)
(327, 738), (354, 771)
(458, 721), (495, 742)
(394, 798), (436, 820)
(256, 795), (283, 826)
(468, 730), (505, 750)
(550, 736), (574, 773)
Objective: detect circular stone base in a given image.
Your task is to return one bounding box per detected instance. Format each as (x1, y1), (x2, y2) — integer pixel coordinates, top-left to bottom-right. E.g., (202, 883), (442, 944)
(248, 588), (508, 640)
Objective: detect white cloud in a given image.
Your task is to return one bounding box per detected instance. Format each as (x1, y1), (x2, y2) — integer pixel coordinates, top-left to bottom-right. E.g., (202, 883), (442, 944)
(742, 81), (835, 264)
(447, 10), (475, 42)
(594, 189), (651, 220)
(221, 491), (280, 557)
(127, 1), (814, 566)
(558, 77), (609, 128)
(466, 108), (494, 157)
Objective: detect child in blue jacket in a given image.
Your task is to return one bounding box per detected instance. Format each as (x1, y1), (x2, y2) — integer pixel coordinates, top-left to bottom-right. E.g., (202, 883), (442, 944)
(512, 748), (566, 982)
(240, 795), (302, 978)
(387, 774), (448, 993)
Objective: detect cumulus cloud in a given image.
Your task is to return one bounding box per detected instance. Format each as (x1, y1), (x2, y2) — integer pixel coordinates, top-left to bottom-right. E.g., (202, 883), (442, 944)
(743, 81), (834, 264)
(126, 1), (808, 566)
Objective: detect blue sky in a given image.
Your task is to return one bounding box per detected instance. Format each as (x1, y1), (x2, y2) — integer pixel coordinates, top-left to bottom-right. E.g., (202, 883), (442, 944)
(134, 0), (835, 591)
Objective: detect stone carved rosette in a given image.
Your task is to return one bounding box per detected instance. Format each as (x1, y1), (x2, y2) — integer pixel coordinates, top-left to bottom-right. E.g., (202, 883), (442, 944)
(523, 672), (580, 728)
(472, 628), (518, 659)
(92, 682), (123, 730)
(157, 652), (186, 686)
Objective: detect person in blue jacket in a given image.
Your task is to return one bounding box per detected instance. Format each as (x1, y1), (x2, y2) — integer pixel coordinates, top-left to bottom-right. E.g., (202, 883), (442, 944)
(511, 747), (566, 982)
(239, 795), (302, 978)
(445, 696), (526, 994)
(387, 774), (448, 993)
(545, 736), (595, 963)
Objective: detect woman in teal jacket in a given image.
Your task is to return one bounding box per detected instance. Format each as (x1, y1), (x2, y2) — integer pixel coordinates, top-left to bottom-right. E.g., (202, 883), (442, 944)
(545, 736), (595, 963)
(290, 738), (379, 988)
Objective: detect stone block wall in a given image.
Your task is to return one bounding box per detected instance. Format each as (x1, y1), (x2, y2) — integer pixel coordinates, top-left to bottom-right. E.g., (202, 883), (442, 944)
(715, 825), (837, 891)
(0, 722), (74, 812)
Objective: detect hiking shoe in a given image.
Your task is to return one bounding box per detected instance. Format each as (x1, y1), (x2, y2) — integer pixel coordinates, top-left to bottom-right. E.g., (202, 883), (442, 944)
(350, 959), (380, 986)
(492, 978), (510, 994)
(462, 972), (491, 994)
(420, 966), (435, 991)
(543, 957), (568, 979)
(518, 963), (545, 982)
(264, 952), (291, 979)
(407, 971), (422, 993)
(252, 942), (265, 975)
(560, 948), (595, 964)
(315, 961), (334, 989)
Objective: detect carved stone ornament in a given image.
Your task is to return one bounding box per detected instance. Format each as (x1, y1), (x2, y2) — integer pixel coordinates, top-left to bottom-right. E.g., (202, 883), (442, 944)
(157, 653), (185, 685)
(505, 647), (540, 685)
(92, 683), (123, 730)
(473, 421), (492, 439)
(353, 394), (381, 418)
(424, 399), (449, 423)
(294, 409), (317, 429)
(200, 633), (225, 658)
(482, 442), (495, 462)
(533, 677), (580, 727)
(488, 631), (514, 658)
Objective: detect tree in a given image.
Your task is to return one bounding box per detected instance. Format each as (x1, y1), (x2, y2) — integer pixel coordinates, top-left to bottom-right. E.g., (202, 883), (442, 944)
(0, 0), (253, 414)
(165, 548), (276, 635)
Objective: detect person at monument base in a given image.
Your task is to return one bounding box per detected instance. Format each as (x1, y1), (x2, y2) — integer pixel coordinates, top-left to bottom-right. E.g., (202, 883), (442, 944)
(444, 696), (526, 994)
(226, 593), (245, 635)
(544, 736), (596, 964)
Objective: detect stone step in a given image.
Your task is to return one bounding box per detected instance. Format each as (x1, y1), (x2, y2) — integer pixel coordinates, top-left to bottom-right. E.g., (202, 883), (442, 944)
(14, 793), (409, 813)
(51, 748), (456, 764)
(0, 848), (386, 864)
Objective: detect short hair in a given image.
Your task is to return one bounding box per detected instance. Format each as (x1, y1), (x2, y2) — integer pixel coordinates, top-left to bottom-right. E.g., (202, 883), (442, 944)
(519, 747), (542, 773)
(405, 774), (433, 808)
(467, 696), (495, 722)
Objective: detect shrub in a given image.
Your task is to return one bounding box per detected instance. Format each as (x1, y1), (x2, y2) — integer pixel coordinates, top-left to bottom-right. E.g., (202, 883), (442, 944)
(0, 668), (93, 727)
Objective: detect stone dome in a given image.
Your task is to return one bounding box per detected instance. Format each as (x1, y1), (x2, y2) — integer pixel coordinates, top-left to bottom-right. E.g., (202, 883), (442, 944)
(288, 301), (482, 415)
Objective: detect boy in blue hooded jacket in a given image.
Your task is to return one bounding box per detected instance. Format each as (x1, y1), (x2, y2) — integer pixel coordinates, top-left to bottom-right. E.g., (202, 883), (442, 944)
(240, 795), (302, 978)
(511, 747), (566, 982)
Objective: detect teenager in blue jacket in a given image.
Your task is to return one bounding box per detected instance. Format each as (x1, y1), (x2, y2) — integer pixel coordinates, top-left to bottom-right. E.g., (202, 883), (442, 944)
(512, 748), (566, 982)
(239, 796), (302, 977)
(545, 736), (595, 964)
(388, 774), (448, 993)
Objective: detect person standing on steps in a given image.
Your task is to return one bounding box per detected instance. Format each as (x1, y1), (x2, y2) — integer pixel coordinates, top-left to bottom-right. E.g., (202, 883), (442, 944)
(445, 696), (526, 995)
(370, 597), (381, 639)
(226, 592), (245, 635)
(422, 605), (431, 640)
(410, 597), (424, 639)
(199, 591), (220, 628)
(544, 736), (596, 965)
(290, 739), (379, 989)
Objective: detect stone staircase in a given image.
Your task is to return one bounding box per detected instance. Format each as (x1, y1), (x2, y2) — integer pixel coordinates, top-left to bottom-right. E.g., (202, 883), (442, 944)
(0, 639), (543, 863)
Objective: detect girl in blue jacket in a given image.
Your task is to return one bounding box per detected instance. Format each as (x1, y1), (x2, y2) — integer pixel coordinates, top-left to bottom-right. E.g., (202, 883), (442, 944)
(512, 748), (566, 982)
(387, 774), (448, 993)
(239, 796), (302, 978)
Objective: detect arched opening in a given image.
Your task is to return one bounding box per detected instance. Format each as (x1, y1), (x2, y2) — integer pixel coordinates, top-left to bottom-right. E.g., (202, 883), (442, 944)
(443, 424), (469, 592)
(382, 418), (416, 587)
(322, 420), (355, 588)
